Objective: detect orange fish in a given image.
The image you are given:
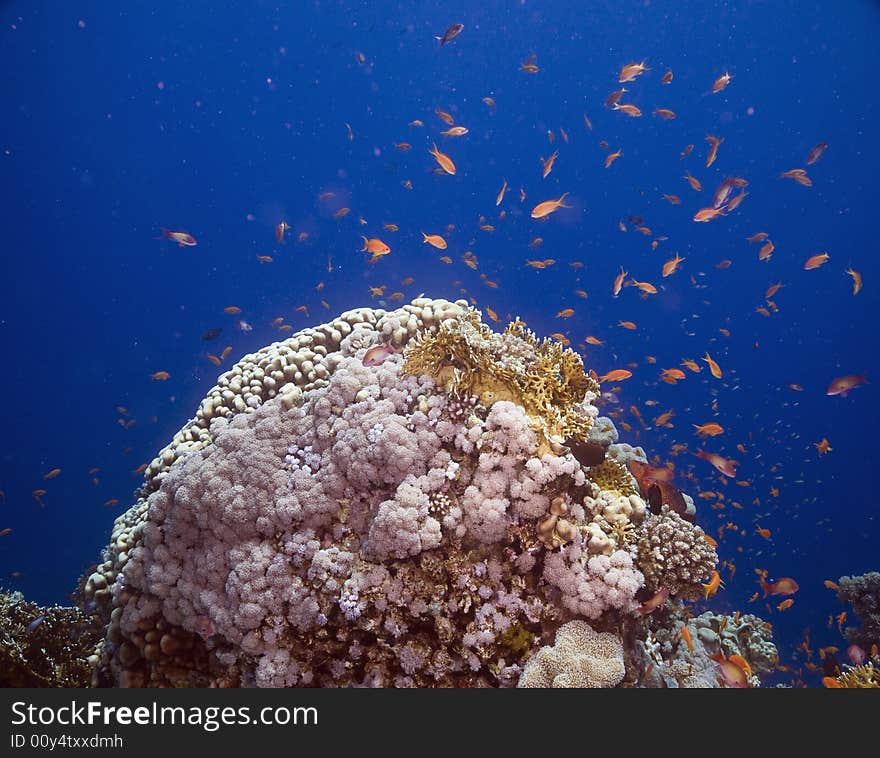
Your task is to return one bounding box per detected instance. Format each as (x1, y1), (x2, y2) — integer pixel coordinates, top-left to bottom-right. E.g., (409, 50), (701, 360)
(826, 374), (867, 397)
(360, 236), (391, 256)
(599, 369), (633, 383)
(220, 346), (232, 360)
(434, 107), (454, 126)
(441, 126), (468, 137)
(705, 135), (722, 167)
(519, 53), (539, 73)
(780, 168), (812, 186)
(822, 676), (842, 688)
(660, 368), (686, 383)
(679, 625), (694, 654)
(702, 353), (722, 379)
(823, 580), (840, 591)
(256, 255), (273, 263)
(693, 206), (725, 222)
(638, 587), (670, 616)
(662, 254), (685, 277)
(612, 102), (642, 117)
(0, 527), (11, 537)
(207, 354), (221, 366)
(158, 228), (197, 247)
(150, 371), (170, 381)
(837, 611), (847, 632)
(275, 220), (290, 243)
(777, 599), (794, 611)
(846, 268), (862, 295)
(482, 97), (496, 109)
(362, 342), (399, 367)
(585, 336), (604, 346)
(711, 72), (732, 93)
(224, 306), (242, 314)
(531, 193), (571, 219)
(618, 321), (637, 330)
(759, 575), (799, 597)
(654, 108), (676, 120)
(683, 172), (702, 192)
(757, 240), (775, 262)
(694, 450), (737, 477)
(613, 268), (627, 297)
(428, 142), (456, 175)
(496, 180), (507, 206)
(702, 570), (724, 600)
(694, 423), (724, 438)
(541, 150), (559, 178)
(805, 142), (829, 165)
(747, 231), (769, 243)
(422, 233), (447, 250)
(814, 438), (832, 455)
(619, 60), (650, 82)
(484, 306), (500, 323)
(661, 69), (673, 84)
(681, 359), (701, 373)
(804, 252), (830, 270)
(605, 149), (623, 168)
(755, 527), (771, 540)
(43, 468), (61, 480)
(556, 308), (575, 318)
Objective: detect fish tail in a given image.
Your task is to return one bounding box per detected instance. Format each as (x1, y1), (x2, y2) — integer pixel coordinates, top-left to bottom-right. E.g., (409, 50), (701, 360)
(360, 235), (368, 251)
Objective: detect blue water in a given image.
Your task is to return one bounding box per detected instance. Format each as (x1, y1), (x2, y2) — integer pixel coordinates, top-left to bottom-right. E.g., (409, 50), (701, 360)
(1, 1), (878, 686)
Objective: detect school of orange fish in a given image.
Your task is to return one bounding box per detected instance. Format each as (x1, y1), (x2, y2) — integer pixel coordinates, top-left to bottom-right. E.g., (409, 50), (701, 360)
(3, 28), (873, 687)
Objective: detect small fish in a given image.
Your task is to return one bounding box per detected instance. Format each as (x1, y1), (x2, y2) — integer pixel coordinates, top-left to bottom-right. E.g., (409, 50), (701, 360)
(531, 193), (571, 219)
(541, 150), (559, 178)
(256, 255), (273, 263)
(826, 374), (867, 397)
(846, 268), (862, 295)
(612, 102), (642, 117)
(150, 371), (170, 381)
(520, 53), (539, 73)
(693, 423), (724, 438)
(496, 180), (508, 206)
(0, 528), (11, 537)
(605, 149), (623, 168)
(585, 336), (604, 346)
(362, 342), (399, 367)
(694, 450), (736, 477)
(564, 438), (606, 467)
(422, 233), (447, 250)
(360, 236), (391, 256)
(803, 252), (830, 270)
(428, 142), (456, 174)
(758, 574), (799, 597)
(43, 468), (61, 480)
(224, 306), (242, 314)
(654, 108), (676, 120)
(638, 587), (670, 616)
(661, 70), (673, 84)
(612, 268), (627, 297)
(345, 122), (354, 141)
(661, 253), (685, 277)
(619, 60), (650, 83)
(684, 172), (702, 191)
(758, 240), (775, 261)
(556, 308), (575, 318)
(157, 228), (197, 247)
(814, 437), (832, 455)
(780, 168), (812, 186)
(275, 220), (290, 243)
(482, 97), (496, 109)
(435, 22), (464, 46)
(755, 527), (772, 540)
(705, 135), (722, 168)
(599, 369), (633, 382)
(662, 194), (681, 205)
(702, 353), (722, 379)
(823, 579), (840, 591)
(746, 231), (769, 243)
(441, 126), (469, 137)
(805, 142), (828, 165)
(711, 72), (732, 93)
(702, 570), (724, 600)
(777, 599), (794, 611)
(618, 320), (637, 330)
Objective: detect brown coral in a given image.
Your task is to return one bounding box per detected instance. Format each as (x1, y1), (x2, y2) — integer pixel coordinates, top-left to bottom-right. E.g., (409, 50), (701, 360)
(587, 458), (638, 497)
(833, 662), (880, 688)
(402, 310), (599, 445)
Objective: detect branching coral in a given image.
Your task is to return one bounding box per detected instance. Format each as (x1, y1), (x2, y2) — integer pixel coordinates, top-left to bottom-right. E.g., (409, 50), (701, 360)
(402, 310), (599, 446)
(832, 662), (879, 688)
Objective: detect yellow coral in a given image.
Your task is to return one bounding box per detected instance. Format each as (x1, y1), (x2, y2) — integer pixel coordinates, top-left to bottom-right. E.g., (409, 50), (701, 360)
(402, 310), (599, 444)
(586, 459), (638, 497)
(834, 663), (880, 688)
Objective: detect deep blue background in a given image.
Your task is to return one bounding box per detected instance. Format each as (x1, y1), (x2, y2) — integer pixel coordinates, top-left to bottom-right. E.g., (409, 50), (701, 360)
(1, 1), (878, 686)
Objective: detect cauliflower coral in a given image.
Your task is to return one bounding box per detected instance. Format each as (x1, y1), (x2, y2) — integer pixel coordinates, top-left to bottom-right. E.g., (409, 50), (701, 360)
(83, 297), (720, 688)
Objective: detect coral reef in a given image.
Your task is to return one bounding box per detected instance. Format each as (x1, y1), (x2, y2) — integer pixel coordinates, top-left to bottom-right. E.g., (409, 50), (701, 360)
(638, 608), (777, 688)
(0, 592), (102, 687)
(832, 662), (879, 688)
(836, 572), (880, 649)
(518, 620), (625, 688)
(635, 505), (717, 598)
(73, 297), (729, 688)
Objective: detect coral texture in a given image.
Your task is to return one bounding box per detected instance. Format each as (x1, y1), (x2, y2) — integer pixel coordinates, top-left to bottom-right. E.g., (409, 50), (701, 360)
(836, 572), (880, 649)
(81, 298), (717, 688)
(518, 620), (625, 688)
(635, 505), (717, 598)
